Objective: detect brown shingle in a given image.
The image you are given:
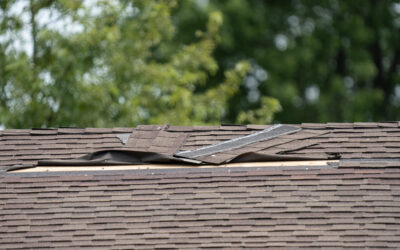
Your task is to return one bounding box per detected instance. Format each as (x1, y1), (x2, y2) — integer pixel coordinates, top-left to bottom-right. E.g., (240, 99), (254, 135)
(301, 123), (327, 129)
(2, 122), (400, 248)
(4, 167), (399, 248)
(30, 129), (58, 135)
(246, 124), (270, 130)
(353, 122), (379, 128)
(136, 125), (167, 131)
(84, 128), (114, 134)
(219, 125), (247, 131)
(325, 122), (355, 128)
(58, 128), (85, 134)
(12, 121), (394, 169)
(378, 122), (398, 128)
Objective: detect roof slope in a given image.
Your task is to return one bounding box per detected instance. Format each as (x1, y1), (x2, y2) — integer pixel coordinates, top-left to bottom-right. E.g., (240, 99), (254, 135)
(2, 122), (400, 169)
(2, 166), (400, 249)
(2, 122), (400, 249)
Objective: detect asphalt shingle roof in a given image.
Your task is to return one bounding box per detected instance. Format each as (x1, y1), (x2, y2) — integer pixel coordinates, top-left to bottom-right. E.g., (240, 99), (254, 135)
(2, 165), (400, 249)
(2, 122), (400, 169)
(1, 122), (400, 249)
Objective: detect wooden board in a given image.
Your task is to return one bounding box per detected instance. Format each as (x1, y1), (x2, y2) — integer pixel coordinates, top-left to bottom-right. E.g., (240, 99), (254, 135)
(11, 160), (338, 172)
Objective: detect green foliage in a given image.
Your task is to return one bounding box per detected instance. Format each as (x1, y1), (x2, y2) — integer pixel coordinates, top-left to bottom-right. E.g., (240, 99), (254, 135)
(237, 97), (282, 124)
(0, 0), (280, 128)
(173, 0), (400, 123)
(3, 0), (398, 128)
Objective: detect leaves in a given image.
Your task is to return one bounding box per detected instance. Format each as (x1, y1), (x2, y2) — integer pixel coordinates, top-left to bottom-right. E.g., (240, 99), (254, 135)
(0, 0), (279, 128)
(175, 0), (400, 123)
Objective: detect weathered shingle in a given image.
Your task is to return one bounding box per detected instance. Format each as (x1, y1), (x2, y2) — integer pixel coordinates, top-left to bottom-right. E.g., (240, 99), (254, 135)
(2, 122), (400, 248)
(1, 166), (400, 249)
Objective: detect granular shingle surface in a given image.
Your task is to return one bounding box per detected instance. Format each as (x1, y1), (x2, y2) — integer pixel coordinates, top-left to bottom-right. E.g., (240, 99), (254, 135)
(1, 122), (400, 249)
(3, 122), (400, 169)
(2, 167), (400, 249)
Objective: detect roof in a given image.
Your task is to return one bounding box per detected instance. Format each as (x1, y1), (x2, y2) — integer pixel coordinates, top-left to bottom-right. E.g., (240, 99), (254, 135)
(1, 122), (400, 248)
(2, 121), (400, 170)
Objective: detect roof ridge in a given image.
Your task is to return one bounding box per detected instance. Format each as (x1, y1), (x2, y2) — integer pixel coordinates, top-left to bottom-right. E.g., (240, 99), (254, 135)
(2, 122), (400, 169)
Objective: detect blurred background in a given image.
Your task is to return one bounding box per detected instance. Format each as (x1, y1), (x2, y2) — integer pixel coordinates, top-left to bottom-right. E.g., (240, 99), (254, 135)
(1, 0), (400, 128)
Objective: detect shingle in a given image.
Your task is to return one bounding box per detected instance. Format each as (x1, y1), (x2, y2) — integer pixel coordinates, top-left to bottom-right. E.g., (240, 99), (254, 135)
(111, 127), (134, 133)
(30, 129), (58, 135)
(219, 125), (247, 130)
(246, 124), (270, 130)
(1, 129), (31, 135)
(191, 126), (221, 131)
(247, 137), (292, 149)
(165, 126), (194, 132)
(191, 130), (252, 136)
(301, 123), (327, 129)
(275, 141), (318, 152)
(378, 122), (398, 128)
(136, 125), (166, 131)
(58, 128), (86, 134)
(85, 128), (114, 134)
(353, 122), (379, 128)
(130, 130), (159, 140)
(157, 131), (183, 138)
(326, 122), (354, 128)
(185, 135), (242, 141)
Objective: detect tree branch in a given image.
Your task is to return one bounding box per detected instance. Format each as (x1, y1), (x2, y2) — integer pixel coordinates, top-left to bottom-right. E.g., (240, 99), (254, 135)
(29, 0), (37, 66)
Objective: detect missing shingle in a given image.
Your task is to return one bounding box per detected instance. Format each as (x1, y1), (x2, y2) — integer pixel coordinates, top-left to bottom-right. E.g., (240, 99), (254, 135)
(175, 124), (300, 159)
(115, 133), (131, 144)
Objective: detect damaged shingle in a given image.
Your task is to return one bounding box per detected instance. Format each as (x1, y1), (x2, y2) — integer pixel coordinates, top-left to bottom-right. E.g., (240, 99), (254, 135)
(175, 124), (300, 159)
(115, 133), (131, 144)
(2, 122), (400, 169)
(2, 122), (400, 249)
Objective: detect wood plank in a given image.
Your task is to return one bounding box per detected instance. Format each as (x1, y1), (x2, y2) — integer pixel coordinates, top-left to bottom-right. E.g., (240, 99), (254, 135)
(11, 160), (338, 172)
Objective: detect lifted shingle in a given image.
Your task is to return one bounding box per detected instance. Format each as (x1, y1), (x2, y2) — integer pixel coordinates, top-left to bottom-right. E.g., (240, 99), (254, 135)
(175, 124), (300, 159)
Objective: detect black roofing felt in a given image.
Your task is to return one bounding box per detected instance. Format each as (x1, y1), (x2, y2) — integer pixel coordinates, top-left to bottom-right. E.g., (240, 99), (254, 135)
(35, 150), (329, 169)
(228, 151), (335, 163)
(37, 150), (191, 166)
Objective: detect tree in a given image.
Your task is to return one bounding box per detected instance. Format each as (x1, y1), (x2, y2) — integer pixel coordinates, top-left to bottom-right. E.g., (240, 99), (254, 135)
(173, 0), (400, 123)
(0, 0), (280, 128)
